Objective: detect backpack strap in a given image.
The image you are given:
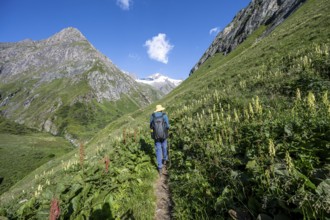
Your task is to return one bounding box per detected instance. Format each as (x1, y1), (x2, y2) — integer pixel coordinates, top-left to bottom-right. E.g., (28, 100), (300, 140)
(153, 112), (165, 118)
(150, 113), (155, 129)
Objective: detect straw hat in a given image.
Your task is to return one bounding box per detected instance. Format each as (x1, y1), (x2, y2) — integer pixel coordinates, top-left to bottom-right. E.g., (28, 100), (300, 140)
(154, 104), (165, 112)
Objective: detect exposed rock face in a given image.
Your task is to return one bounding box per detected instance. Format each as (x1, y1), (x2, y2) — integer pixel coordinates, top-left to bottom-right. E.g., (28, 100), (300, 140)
(0, 27), (140, 102)
(1, 28), (88, 82)
(0, 27), (157, 138)
(190, 0), (306, 75)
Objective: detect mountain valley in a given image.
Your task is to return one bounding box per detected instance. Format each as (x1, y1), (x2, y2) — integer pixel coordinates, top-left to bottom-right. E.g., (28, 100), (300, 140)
(0, 0), (329, 219)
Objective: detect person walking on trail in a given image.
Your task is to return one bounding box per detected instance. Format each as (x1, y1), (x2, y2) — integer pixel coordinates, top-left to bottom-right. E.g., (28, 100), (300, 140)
(150, 104), (170, 176)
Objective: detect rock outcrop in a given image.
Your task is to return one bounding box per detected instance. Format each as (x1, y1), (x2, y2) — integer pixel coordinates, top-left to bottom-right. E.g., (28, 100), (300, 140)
(190, 0), (306, 75)
(0, 27), (140, 102)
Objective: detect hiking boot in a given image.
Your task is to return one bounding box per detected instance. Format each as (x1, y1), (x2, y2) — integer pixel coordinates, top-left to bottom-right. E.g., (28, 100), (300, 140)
(158, 168), (162, 176)
(162, 159), (167, 165)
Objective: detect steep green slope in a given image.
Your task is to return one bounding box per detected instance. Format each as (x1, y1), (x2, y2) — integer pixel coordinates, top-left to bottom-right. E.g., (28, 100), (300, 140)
(0, 116), (73, 195)
(1, 0), (329, 219)
(161, 0), (330, 218)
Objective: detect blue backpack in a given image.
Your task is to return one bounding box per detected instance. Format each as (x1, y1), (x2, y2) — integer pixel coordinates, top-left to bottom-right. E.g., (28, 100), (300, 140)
(151, 113), (168, 141)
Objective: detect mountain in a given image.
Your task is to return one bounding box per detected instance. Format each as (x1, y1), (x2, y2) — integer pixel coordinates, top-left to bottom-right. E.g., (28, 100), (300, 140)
(136, 73), (182, 94)
(0, 27), (160, 143)
(1, 0), (330, 219)
(190, 0), (306, 75)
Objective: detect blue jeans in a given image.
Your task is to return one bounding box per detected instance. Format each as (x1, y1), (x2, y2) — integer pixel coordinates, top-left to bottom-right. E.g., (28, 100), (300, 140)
(155, 139), (168, 170)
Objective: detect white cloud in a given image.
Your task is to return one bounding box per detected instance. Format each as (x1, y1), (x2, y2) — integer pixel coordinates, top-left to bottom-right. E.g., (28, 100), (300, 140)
(117, 0), (132, 10)
(209, 27), (220, 35)
(144, 33), (174, 64)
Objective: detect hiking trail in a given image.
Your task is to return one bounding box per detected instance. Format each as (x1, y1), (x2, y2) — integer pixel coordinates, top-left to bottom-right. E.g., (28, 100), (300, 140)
(154, 166), (173, 220)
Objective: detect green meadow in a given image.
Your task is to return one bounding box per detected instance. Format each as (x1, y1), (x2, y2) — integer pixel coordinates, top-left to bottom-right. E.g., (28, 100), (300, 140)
(0, 117), (73, 195)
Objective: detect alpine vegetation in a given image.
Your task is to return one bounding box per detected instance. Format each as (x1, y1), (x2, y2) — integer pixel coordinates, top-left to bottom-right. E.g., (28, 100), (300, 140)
(0, 0), (329, 219)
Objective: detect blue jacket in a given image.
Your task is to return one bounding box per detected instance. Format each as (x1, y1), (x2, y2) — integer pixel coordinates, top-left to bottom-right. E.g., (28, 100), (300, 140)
(150, 112), (170, 129)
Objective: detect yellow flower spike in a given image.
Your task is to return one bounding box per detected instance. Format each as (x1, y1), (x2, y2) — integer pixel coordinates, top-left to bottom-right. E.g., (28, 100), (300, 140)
(296, 88), (301, 101)
(268, 110), (272, 118)
(234, 109), (239, 122)
(307, 91), (316, 113)
(302, 55), (310, 68)
(285, 151), (294, 173)
(268, 139), (276, 158)
(254, 96), (262, 115)
(227, 114), (231, 122)
(249, 103), (254, 116)
(218, 134), (222, 145)
(322, 91), (329, 106)
(244, 109), (250, 120)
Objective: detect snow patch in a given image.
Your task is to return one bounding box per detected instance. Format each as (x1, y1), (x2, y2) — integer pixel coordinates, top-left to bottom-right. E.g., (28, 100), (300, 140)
(136, 73), (182, 87)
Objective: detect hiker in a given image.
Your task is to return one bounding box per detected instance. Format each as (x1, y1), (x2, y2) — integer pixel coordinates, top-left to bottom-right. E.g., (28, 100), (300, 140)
(150, 104), (170, 176)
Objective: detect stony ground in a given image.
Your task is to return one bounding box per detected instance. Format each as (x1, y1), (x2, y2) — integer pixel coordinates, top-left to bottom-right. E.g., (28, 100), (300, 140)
(154, 166), (173, 220)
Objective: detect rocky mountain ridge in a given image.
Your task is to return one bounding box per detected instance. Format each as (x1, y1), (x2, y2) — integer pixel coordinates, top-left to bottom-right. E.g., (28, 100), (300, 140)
(0, 27), (127, 101)
(190, 0), (306, 75)
(0, 27), (160, 142)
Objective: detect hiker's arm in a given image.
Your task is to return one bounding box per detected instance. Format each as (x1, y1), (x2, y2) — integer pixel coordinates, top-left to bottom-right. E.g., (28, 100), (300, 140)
(164, 114), (170, 129)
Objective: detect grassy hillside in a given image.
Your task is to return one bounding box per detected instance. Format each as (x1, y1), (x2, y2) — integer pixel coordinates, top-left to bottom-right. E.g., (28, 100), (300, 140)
(161, 0), (330, 218)
(0, 127), (157, 219)
(0, 116), (73, 195)
(1, 0), (329, 219)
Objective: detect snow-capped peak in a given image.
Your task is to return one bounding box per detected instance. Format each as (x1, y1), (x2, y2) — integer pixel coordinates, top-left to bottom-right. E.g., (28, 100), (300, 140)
(152, 73), (162, 79)
(136, 73), (183, 94)
(137, 73), (182, 86)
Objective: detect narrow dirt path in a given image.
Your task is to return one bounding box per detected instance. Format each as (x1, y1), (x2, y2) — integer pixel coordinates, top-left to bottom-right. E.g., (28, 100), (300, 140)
(154, 166), (173, 220)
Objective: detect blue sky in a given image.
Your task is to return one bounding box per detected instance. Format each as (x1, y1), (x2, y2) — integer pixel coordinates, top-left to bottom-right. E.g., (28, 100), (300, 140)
(0, 0), (251, 80)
